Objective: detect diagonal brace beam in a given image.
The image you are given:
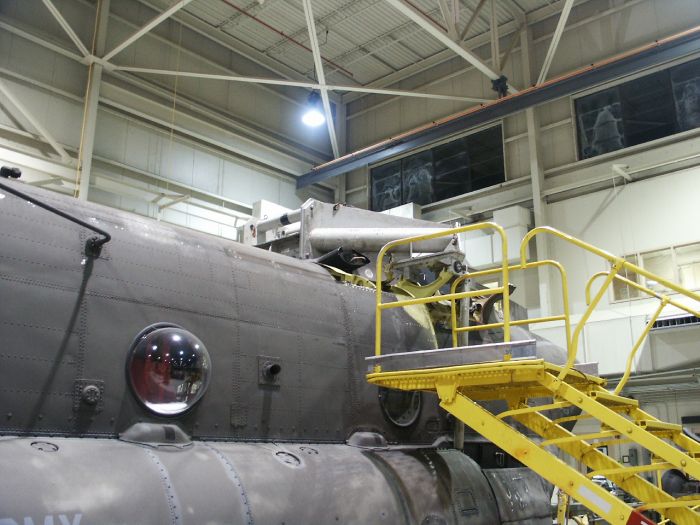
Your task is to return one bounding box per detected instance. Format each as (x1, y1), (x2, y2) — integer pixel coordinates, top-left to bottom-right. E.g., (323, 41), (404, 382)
(41, 0), (91, 57)
(302, 0), (340, 158)
(103, 0), (195, 62)
(460, 0), (487, 41)
(384, 0), (517, 94)
(113, 66), (492, 103)
(537, 0), (575, 84)
(0, 79), (73, 164)
(438, 0), (458, 40)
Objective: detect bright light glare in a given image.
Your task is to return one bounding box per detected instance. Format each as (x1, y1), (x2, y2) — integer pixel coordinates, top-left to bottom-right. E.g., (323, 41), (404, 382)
(302, 108), (326, 127)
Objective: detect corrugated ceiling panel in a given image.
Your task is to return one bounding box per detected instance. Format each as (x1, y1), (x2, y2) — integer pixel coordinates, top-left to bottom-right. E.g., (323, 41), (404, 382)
(181, 0), (564, 86)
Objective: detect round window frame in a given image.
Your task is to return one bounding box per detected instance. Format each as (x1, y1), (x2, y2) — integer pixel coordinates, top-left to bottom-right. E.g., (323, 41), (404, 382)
(125, 322), (211, 417)
(378, 387), (422, 428)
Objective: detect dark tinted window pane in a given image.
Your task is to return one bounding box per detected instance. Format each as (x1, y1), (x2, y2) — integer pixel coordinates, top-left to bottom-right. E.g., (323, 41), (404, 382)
(433, 137), (470, 201)
(576, 86), (624, 159)
(671, 58), (700, 131)
(466, 126), (505, 191)
(620, 70), (677, 146)
(370, 125), (504, 209)
(402, 150), (434, 205)
(371, 160), (402, 211)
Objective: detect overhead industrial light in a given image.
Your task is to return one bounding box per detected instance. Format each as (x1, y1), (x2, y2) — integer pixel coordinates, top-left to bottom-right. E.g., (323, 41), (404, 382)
(302, 91), (325, 127)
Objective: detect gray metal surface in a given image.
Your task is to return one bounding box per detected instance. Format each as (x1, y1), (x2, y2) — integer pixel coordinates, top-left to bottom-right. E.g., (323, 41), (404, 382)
(309, 227), (452, 253)
(483, 468), (552, 525)
(0, 435), (541, 525)
(365, 340), (537, 373)
(298, 199), (452, 260)
(0, 181), (439, 443)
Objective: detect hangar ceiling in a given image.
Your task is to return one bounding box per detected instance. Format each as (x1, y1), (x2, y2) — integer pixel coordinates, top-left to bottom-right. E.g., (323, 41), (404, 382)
(88, 0), (580, 159)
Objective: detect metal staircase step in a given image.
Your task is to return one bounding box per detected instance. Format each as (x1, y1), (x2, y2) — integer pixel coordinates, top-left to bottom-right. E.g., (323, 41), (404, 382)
(540, 430), (620, 447)
(636, 420), (682, 433)
(589, 389), (639, 407)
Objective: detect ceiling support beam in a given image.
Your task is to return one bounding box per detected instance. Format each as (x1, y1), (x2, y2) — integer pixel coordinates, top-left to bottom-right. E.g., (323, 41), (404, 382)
(135, 1), (343, 102)
(77, 0), (110, 201)
(459, 0), (487, 42)
(384, 0), (516, 94)
(334, 101), (347, 203)
(345, 0), (646, 110)
(113, 66), (492, 103)
(490, 0), (499, 72)
(0, 79), (73, 164)
(438, 0), (458, 40)
(302, 0), (340, 158)
(537, 0), (576, 84)
(40, 0), (91, 57)
(500, 22), (523, 71)
(103, 0), (195, 61)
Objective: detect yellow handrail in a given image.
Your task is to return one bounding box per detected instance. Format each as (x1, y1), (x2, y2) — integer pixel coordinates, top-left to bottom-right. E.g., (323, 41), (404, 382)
(520, 226), (700, 383)
(585, 271), (700, 317)
(374, 223), (700, 389)
(585, 271), (700, 394)
(521, 227), (700, 301)
(375, 222), (510, 360)
(448, 260), (572, 350)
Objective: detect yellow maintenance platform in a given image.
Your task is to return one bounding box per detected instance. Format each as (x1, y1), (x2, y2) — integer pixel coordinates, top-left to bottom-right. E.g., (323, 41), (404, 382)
(367, 224), (700, 525)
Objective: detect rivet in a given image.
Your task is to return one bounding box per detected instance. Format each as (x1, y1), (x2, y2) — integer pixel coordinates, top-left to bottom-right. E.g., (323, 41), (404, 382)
(681, 460), (687, 467)
(627, 428), (633, 434)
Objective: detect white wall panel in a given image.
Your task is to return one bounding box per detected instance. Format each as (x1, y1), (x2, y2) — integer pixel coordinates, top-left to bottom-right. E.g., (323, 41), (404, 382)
(222, 158), (280, 205)
(162, 140), (195, 186)
(192, 149), (221, 195)
(94, 110), (128, 162)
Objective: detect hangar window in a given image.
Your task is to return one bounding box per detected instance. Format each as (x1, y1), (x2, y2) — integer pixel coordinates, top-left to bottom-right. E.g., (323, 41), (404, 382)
(611, 243), (700, 301)
(575, 56), (700, 160)
(127, 323), (211, 416)
(370, 125), (505, 211)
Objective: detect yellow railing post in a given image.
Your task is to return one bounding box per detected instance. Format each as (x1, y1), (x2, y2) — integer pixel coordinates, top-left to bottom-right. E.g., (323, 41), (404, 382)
(564, 260), (622, 382)
(614, 298), (668, 395)
(448, 259), (572, 349)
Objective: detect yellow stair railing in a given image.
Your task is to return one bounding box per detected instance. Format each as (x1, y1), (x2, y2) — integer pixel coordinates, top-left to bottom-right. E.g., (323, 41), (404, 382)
(448, 258), (572, 349)
(369, 224), (700, 525)
(374, 222), (512, 369)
